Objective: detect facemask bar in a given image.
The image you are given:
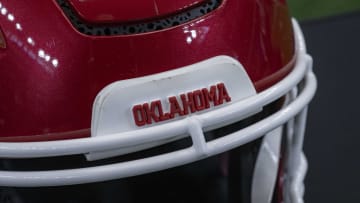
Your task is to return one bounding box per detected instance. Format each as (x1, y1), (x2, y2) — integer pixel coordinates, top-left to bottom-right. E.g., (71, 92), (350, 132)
(282, 85), (309, 203)
(283, 19), (312, 203)
(0, 19), (317, 189)
(286, 109), (309, 203)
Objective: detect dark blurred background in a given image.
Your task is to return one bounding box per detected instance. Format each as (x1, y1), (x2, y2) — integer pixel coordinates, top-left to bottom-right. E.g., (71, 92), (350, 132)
(288, 1), (360, 202)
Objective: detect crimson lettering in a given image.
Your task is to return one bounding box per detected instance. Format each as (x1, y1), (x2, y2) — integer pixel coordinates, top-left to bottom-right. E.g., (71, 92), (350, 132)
(132, 83), (232, 126)
(217, 83), (231, 104)
(181, 92), (196, 115)
(202, 85), (218, 107)
(132, 104), (147, 127)
(193, 90), (206, 111)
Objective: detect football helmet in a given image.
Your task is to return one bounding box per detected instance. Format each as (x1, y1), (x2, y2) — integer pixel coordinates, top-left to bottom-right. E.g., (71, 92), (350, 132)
(0, 0), (316, 202)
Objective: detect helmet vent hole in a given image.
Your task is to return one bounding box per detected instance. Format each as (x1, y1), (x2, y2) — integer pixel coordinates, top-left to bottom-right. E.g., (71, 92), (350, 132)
(56, 0), (222, 36)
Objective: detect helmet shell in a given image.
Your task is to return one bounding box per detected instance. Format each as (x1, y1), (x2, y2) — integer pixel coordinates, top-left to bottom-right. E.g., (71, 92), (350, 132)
(0, 0), (294, 141)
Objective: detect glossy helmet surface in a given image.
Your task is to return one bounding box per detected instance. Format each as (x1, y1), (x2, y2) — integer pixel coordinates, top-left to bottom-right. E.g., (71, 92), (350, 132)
(0, 0), (316, 202)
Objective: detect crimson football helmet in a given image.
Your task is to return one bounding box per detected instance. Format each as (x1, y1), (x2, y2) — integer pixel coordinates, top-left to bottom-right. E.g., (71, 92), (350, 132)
(0, 0), (316, 202)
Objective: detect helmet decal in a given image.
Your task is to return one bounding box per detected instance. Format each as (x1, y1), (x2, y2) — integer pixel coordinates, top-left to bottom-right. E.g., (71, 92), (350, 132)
(132, 83), (232, 127)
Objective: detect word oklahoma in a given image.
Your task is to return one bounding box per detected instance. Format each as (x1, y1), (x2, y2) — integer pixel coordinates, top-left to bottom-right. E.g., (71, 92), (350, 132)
(132, 83), (232, 126)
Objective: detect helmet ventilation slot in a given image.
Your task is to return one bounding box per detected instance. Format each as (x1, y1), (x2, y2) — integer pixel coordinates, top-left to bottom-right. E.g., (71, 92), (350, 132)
(56, 0), (222, 36)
